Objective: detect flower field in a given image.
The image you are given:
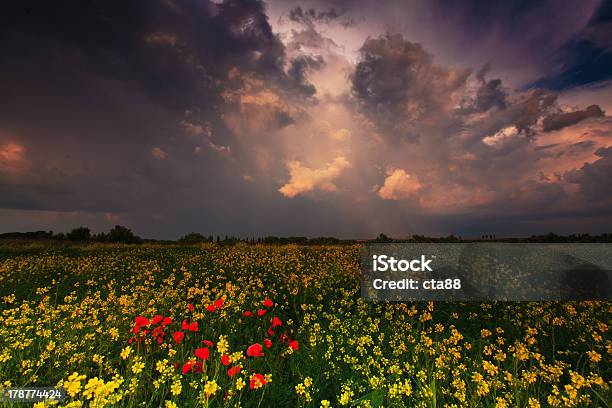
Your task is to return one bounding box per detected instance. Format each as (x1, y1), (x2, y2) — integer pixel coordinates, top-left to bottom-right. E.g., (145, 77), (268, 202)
(0, 243), (610, 407)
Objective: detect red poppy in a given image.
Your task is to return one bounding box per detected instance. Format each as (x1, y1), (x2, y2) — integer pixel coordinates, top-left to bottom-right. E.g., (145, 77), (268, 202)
(220, 354), (230, 365)
(134, 316), (149, 327)
(257, 309), (267, 317)
(227, 366), (241, 377)
(243, 310), (252, 317)
(181, 360), (195, 374)
(157, 336), (164, 344)
(195, 347), (210, 360)
(182, 320), (189, 330)
(162, 317), (172, 326)
(128, 337), (137, 344)
(188, 321), (198, 332)
(188, 303), (195, 312)
(213, 297), (224, 309)
(206, 304), (217, 312)
(246, 343), (264, 357)
(152, 326), (165, 338)
(262, 299), (273, 307)
(250, 373), (267, 389)
(264, 338), (272, 348)
(289, 340), (299, 351)
(271, 317), (282, 327)
(279, 334), (289, 343)
(193, 361), (203, 373)
(132, 324), (140, 334)
(202, 339), (214, 347)
(173, 331), (185, 344)
(267, 328), (275, 337)
(152, 315), (164, 325)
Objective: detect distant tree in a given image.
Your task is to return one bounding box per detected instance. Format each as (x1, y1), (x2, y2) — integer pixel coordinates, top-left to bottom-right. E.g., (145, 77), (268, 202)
(67, 227), (91, 241)
(374, 233), (393, 243)
(108, 225), (142, 244)
(178, 233), (208, 244)
(0, 231), (53, 240)
(93, 232), (108, 242)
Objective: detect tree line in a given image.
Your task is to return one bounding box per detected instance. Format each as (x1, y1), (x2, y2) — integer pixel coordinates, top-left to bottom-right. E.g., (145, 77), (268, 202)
(1, 228), (612, 244)
(0, 225), (142, 244)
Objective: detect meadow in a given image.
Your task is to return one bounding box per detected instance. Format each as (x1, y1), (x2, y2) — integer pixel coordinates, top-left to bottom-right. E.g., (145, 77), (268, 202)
(0, 243), (609, 407)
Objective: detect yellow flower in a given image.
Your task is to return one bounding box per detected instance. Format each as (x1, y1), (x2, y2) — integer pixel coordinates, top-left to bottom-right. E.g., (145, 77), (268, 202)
(483, 360), (499, 376)
(236, 378), (246, 391)
(295, 383), (306, 396)
(339, 385), (354, 406)
(203, 380), (219, 397)
(131, 356), (145, 374)
(320, 400), (331, 408)
(472, 372), (490, 396)
(92, 354), (104, 365)
(83, 377), (105, 399)
(495, 397), (508, 408)
(63, 372), (87, 397)
(109, 327), (119, 341)
(171, 380), (182, 396)
(165, 401), (178, 408)
(586, 350), (601, 363)
(230, 351), (243, 363)
(527, 397), (540, 408)
(514, 342), (529, 361)
(120, 346), (132, 360)
(217, 335), (229, 355)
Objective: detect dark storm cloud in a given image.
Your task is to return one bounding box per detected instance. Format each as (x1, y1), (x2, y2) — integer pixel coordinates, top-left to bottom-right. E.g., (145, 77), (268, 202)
(498, 90), (557, 136)
(459, 77), (507, 115)
(293, 0), (600, 84)
(542, 105), (605, 132)
(0, 0), (326, 116)
(0, 0), (321, 228)
(565, 146), (612, 201)
(287, 55), (326, 96)
(529, 0), (612, 90)
(351, 33), (470, 142)
(352, 34), (431, 108)
(349, 32), (558, 145)
(473, 79), (507, 112)
(0, 0), (293, 111)
(288, 6), (354, 27)
(455, 63), (508, 114)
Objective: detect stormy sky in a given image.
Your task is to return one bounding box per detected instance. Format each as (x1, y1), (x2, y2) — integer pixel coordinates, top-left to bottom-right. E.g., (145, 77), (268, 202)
(1, 0), (612, 239)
